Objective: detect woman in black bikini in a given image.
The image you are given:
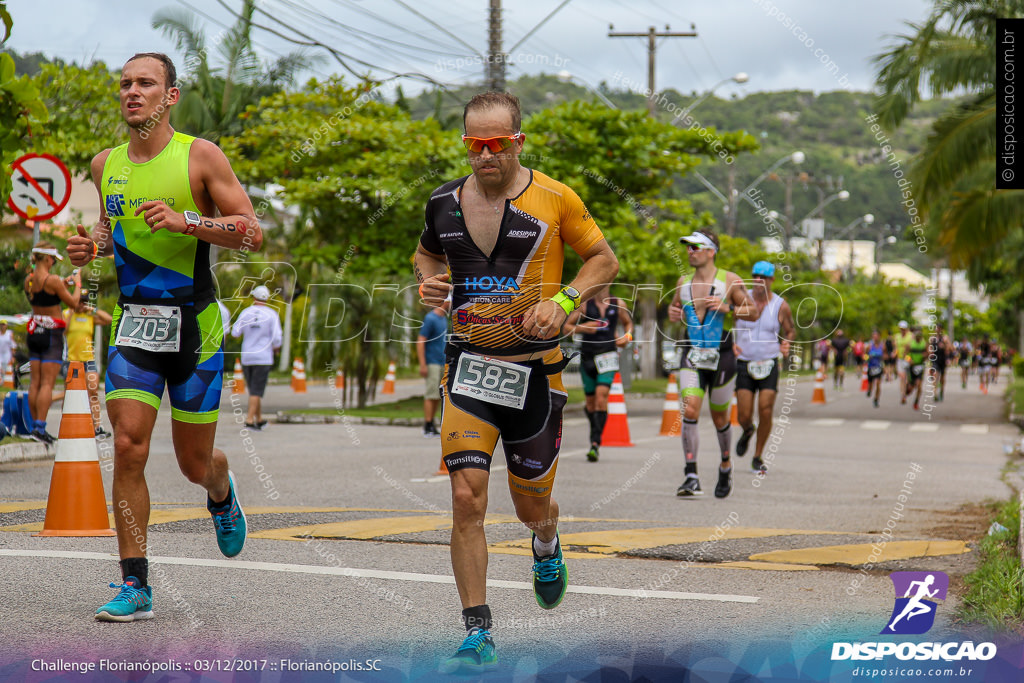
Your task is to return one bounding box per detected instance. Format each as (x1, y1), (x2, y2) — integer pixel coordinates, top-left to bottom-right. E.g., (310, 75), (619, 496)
(23, 242), (81, 443)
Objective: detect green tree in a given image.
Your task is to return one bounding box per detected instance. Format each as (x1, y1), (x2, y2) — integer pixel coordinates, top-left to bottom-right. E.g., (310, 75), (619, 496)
(152, 0), (319, 142)
(30, 61), (122, 178)
(873, 0), (1024, 266)
(223, 77), (460, 405)
(0, 52), (47, 209)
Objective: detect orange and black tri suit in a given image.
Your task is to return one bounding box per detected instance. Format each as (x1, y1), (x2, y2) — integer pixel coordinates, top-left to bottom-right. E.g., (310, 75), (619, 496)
(419, 170), (605, 497)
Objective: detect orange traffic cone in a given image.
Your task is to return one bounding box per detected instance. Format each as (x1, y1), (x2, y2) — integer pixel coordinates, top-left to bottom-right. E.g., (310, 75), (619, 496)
(659, 372), (681, 437)
(859, 363), (869, 392)
(291, 357), (307, 393)
(382, 362), (396, 395)
(730, 392), (740, 426)
(335, 367), (345, 390)
(602, 372), (634, 447)
(811, 367), (827, 405)
(3, 359), (13, 389)
(36, 361), (115, 537)
(434, 454), (449, 476)
(231, 358), (246, 395)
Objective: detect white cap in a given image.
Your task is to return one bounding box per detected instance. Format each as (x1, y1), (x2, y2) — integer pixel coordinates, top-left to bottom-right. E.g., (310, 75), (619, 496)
(898, 320), (909, 329)
(679, 232), (718, 252)
(32, 247), (63, 261)
(252, 285), (271, 301)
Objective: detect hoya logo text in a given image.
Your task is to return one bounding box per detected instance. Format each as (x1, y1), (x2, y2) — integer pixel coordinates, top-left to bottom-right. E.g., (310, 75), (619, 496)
(464, 276), (520, 294)
(831, 642), (996, 662)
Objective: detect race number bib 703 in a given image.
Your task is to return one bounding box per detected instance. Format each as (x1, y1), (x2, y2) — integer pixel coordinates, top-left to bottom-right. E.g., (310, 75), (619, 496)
(452, 354), (530, 410)
(594, 351), (619, 374)
(115, 304), (182, 353)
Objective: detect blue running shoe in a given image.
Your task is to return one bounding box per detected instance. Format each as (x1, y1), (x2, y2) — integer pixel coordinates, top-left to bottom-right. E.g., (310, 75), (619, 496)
(208, 470), (247, 557)
(95, 577), (153, 622)
(532, 533), (568, 609)
(439, 628), (497, 674)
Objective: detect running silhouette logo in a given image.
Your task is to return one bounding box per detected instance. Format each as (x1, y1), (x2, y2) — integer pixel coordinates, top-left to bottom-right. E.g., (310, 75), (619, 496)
(881, 571), (948, 635)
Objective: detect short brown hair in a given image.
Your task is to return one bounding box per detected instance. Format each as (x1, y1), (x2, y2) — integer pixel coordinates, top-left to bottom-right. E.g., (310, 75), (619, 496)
(126, 52), (177, 89)
(694, 228), (720, 251)
(463, 91), (522, 133)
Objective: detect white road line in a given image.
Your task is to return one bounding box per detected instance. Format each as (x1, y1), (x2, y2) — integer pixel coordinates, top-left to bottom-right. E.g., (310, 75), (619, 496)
(810, 418), (845, 427)
(960, 424), (989, 434)
(0, 549), (758, 604)
(860, 420), (891, 430)
(909, 423), (940, 432)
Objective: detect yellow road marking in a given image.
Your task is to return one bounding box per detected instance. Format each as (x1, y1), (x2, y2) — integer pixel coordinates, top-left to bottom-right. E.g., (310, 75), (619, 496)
(749, 540), (970, 566)
(491, 527), (842, 555)
(251, 513), (531, 541)
(0, 502), (48, 513)
(718, 561), (820, 571)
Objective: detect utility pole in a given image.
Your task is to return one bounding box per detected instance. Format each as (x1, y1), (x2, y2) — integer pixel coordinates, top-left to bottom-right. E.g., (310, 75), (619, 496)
(487, 0), (505, 90)
(608, 25), (697, 116)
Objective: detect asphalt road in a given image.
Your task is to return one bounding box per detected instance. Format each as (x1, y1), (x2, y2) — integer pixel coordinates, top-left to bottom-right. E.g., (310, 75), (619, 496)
(0, 369), (1018, 681)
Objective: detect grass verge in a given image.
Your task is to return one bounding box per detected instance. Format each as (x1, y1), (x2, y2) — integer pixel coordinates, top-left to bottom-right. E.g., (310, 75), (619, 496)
(956, 496), (1024, 634)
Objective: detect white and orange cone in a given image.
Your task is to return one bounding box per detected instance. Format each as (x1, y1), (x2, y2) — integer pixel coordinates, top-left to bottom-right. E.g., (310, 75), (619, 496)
(291, 357), (307, 394)
(231, 358), (246, 395)
(382, 362), (396, 395)
(811, 367), (827, 405)
(659, 372), (682, 437)
(860, 363), (869, 392)
(334, 367), (345, 390)
(730, 392), (740, 426)
(36, 361), (115, 537)
(602, 372), (634, 447)
(3, 359), (13, 389)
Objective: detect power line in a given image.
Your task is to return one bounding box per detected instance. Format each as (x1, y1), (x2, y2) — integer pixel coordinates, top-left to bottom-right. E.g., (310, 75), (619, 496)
(507, 0), (573, 53)
(608, 24), (697, 115)
(388, 0), (485, 58)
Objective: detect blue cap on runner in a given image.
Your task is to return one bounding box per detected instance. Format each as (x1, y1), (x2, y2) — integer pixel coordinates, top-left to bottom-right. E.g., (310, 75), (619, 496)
(752, 261), (775, 277)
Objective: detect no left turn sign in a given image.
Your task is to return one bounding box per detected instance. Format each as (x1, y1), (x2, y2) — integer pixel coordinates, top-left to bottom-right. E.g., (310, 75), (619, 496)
(6, 153), (71, 222)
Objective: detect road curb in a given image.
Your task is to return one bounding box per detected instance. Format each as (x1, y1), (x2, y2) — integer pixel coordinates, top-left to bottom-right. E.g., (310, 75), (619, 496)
(0, 440), (53, 464)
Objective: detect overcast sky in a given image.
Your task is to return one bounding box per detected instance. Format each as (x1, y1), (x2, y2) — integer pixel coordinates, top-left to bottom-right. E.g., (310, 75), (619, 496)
(6, 0), (932, 99)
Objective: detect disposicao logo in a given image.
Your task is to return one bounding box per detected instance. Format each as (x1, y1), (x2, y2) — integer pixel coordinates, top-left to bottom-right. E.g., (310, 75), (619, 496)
(882, 571), (947, 635)
(831, 570), (997, 663)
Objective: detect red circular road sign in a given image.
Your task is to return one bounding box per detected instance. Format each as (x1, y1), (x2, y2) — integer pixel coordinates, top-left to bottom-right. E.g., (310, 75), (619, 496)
(6, 153), (72, 222)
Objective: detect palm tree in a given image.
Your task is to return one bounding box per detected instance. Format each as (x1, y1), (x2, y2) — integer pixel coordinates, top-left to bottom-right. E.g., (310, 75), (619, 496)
(873, 0), (1024, 267)
(152, 1), (319, 142)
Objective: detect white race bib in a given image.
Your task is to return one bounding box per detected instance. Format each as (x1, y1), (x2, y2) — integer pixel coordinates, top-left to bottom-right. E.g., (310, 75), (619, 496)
(746, 358), (774, 380)
(115, 304), (182, 353)
(687, 347), (720, 371)
(452, 354), (530, 410)
(912, 363), (925, 375)
(594, 351), (619, 374)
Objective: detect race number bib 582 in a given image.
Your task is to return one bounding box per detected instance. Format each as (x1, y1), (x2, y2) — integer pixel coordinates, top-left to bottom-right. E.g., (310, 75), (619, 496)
(452, 354), (530, 410)
(115, 304), (182, 353)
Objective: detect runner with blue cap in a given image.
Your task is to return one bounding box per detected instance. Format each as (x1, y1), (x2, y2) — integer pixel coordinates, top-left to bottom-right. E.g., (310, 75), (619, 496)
(733, 260), (794, 474)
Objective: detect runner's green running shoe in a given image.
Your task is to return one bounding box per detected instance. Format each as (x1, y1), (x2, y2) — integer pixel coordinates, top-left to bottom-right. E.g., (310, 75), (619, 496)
(208, 470), (247, 557)
(439, 628), (497, 674)
(532, 533), (568, 609)
(95, 577), (153, 622)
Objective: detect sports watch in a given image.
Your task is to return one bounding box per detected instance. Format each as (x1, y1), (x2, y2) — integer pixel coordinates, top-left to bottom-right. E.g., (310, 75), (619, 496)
(551, 285), (582, 316)
(183, 210), (202, 235)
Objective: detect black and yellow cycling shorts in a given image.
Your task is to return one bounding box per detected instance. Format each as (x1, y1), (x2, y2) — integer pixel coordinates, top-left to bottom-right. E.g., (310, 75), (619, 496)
(440, 346), (569, 498)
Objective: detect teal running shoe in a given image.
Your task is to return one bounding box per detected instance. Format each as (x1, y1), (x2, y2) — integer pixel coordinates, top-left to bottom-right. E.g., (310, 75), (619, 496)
(439, 628), (497, 674)
(532, 533), (568, 609)
(95, 577), (153, 622)
(208, 470), (247, 557)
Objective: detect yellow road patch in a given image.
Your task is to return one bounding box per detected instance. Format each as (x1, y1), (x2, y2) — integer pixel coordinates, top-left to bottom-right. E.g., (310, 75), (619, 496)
(749, 540), (970, 566)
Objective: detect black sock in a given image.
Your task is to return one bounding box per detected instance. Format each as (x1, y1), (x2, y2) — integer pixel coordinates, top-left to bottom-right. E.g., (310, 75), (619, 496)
(592, 411), (608, 445)
(685, 462), (697, 475)
(120, 557), (149, 587)
(209, 486), (233, 509)
(462, 604), (492, 632)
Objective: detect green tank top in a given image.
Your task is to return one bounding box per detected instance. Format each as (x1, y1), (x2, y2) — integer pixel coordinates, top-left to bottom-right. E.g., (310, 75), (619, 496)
(101, 132), (211, 304)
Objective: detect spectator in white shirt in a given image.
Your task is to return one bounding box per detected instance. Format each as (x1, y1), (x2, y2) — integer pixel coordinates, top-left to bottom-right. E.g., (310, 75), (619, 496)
(230, 286), (283, 430)
(0, 320), (16, 382)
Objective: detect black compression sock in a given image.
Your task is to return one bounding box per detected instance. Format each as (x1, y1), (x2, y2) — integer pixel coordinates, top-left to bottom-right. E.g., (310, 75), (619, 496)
(462, 604), (493, 632)
(120, 557), (149, 587)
